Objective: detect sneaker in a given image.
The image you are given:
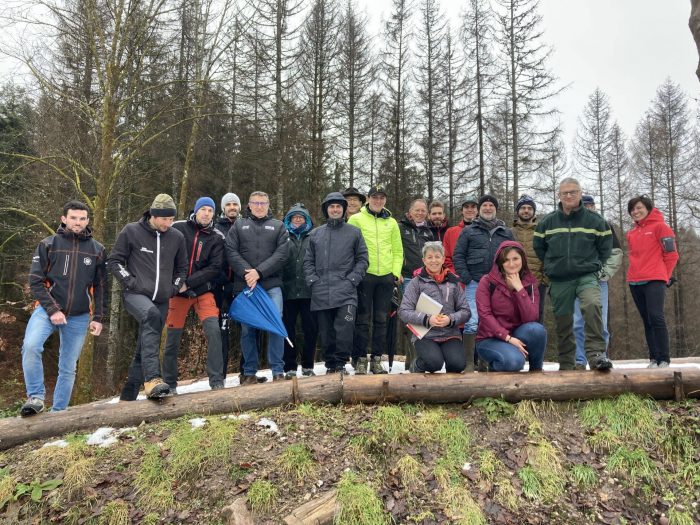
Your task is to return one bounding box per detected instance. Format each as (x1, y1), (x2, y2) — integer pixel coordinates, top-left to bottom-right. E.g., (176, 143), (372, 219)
(647, 360), (658, 369)
(658, 361), (670, 368)
(284, 371), (297, 380)
(144, 378), (170, 398)
(240, 375), (258, 386)
(354, 357), (368, 375)
(301, 368), (316, 377)
(210, 384), (225, 390)
(20, 397), (45, 417)
(272, 374), (285, 382)
(370, 356), (387, 374)
(590, 354), (613, 371)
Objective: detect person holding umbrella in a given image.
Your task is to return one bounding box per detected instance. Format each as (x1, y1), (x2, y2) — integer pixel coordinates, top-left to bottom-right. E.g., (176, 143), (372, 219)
(225, 191), (289, 384)
(304, 192), (368, 374)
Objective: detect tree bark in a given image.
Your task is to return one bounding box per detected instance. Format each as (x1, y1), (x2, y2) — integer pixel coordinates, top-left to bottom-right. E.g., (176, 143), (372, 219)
(689, 0), (700, 81)
(2, 368), (700, 450)
(283, 489), (337, 525)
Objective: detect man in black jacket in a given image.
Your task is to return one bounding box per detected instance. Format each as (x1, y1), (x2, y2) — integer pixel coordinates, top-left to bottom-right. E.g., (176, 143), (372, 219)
(304, 192), (368, 373)
(20, 201), (108, 416)
(225, 191), (289, 384)
(108, 194), (188, 399)
(162, 197), (226, 392)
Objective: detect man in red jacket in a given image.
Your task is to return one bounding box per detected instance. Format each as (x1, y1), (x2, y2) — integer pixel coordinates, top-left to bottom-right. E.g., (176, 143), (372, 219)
(443, 195), (478, 272)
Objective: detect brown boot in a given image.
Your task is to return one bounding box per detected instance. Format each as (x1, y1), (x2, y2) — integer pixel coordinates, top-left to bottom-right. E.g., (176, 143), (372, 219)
(463, 334), (475, 372)
(144, 378), (170, 398)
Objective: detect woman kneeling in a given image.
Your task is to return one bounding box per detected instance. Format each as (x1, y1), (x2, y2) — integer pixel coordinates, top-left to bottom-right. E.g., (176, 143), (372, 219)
(399, 241), (471, 373)
(476, 241), (546, 372)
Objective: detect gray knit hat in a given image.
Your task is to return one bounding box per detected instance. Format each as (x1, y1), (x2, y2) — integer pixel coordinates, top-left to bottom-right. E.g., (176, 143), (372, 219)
(221, 192), (241, 210)
(150, 194), (177, 217)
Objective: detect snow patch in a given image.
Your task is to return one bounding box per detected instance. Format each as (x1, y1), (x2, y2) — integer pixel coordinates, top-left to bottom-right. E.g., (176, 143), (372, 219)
(86, 426), (137, 447)
(189, 417), (207, 428)
(221, 414), (251, 420)
(257, 418), (279, 434)
(42, 440), (69, 448)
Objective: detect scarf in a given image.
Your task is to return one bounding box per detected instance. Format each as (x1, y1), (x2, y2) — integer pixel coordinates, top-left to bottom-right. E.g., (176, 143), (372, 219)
(426, 266), (450, 284)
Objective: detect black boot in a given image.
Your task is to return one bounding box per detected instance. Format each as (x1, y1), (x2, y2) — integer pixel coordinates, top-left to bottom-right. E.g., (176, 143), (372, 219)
(203, 317), (225, 388)
(162, 328), (183, 390)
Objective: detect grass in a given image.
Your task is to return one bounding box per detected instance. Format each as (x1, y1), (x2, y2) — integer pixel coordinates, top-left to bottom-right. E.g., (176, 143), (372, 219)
(494, 480), (519, 511)
(397, 455), (422, 488)
(165, 417), (238, 478)
(62, 457), (96, 500)
(472, 397), (514, 423)
(569, 464), (598, 488)
(0, 471), (16, 509)
(580, 394), (660, 447)
(477, 449), (501, 482)
(279, 443), (317, 481)
(606, 447), (656, 483)
(364, 406), (412, 445)
(134, 445), (175, 512)
(518, 438), (565, 502)
(247, 480), (278, 514)
(335, 471), (387, 525)
(440, 485), (486, 525)
(99, 499), (129, 525)
(668, 508), (696, 525)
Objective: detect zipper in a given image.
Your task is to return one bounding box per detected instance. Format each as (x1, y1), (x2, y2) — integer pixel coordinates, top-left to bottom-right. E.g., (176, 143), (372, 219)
(375, 216), (380, 272)
(196, 241), (203, 262)
(63, 254), (70, 275)
(188, 231), (200, 275)
(65, 236), (77, 313)
(153, 232), (161, 301)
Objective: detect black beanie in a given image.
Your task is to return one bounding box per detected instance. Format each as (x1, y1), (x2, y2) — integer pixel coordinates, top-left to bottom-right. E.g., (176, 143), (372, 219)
(478, 194), (499, 210)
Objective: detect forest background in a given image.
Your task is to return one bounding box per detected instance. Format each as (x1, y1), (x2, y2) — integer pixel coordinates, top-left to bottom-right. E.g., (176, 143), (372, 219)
(0, 0), (699, 404)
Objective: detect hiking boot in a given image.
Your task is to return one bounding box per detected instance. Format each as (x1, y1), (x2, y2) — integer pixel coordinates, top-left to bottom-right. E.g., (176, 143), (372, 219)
(284, 371), (297, 380)
(301, 368), (316, 377)
(574, 363), (587, 371)
(476, 358), (489, 373)
(240, 375), (258, 386)
(370, 356), (387, 374)
(20, 397), (45, 417)
(590, 354), (613, 371)
(354, 357), (368, 375)
(647, 360), (658, 369)
(144, 378), (170, 398)
(210, 383), (225, 390)
(658, 361), (670, 368)
(272, 374), (285, 382)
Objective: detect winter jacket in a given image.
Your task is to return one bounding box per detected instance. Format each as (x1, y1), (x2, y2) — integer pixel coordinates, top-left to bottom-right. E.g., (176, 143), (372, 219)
(225, 209), (289, 293)
(28, 225), (108, 321)
(399, 216), (434, 278)
(533, 203), (612, 282)
(476, 241), (540, 342)
(430, 219), (449, 242)
(443, 220), (472, 271)
(626, 208), (679, 283)
(214, 215), (236, 284)
(599, 221), (623, 282)
(171, 214), (225, 297)
(453, 218), (514, 284)
(512, 218), (547, 285)
(304, 217), (368, 312)
(348, 204), (403, 278)
(282, 204), (313, 300)
(107, 213), (188, 303)
(398, 267), (470, 342)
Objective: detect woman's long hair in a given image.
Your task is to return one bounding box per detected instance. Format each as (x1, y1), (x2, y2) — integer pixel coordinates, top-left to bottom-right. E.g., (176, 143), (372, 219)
(496, 245), (530, 280)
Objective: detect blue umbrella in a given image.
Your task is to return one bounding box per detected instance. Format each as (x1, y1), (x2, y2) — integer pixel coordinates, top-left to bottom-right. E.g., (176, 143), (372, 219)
(229, 286), (293, 347)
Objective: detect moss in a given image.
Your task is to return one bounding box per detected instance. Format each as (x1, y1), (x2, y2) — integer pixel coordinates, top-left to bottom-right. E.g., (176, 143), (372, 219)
(247, 480), (278, 514)
(335, 471), (388, 525)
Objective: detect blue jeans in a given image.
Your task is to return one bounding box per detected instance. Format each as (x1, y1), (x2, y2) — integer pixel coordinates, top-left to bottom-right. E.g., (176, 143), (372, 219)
(574, 281), (609, 365)
(21, 306), (90, 411)
(476, 322), (547, 372)
(241, 286), (284, 375)
(463, 280), (478, 334)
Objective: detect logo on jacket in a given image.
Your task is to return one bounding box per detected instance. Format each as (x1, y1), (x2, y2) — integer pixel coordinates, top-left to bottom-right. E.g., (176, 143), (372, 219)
(83, 257), (92, 266)
(140, 247), (154, 253)
(265, 225), (275, 230)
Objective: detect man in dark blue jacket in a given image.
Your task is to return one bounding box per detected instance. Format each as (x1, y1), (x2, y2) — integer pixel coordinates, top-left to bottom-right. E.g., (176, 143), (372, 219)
(20, 201), (107, 416)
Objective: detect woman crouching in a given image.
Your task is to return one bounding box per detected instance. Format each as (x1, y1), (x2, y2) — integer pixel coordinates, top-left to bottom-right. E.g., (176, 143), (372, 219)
(398, 241), (471, 373)
(476, 241), (546, 372)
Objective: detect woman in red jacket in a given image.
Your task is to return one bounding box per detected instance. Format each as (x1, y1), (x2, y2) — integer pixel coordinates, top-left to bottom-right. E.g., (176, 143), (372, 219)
(626, 196), (679, 368)
(475, 241), (546, 372)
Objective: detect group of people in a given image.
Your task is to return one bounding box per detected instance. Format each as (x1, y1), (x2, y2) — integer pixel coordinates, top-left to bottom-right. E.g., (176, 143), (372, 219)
(18, 177), (679, 416)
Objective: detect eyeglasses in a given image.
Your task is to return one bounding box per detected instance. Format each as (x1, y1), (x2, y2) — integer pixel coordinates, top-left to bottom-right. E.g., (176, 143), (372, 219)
(559, 190), (580, 197)
(249, 201), (269, 207)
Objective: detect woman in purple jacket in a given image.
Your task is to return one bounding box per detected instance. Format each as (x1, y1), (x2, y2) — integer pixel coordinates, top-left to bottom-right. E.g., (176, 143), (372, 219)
(475, 241), (546, 372)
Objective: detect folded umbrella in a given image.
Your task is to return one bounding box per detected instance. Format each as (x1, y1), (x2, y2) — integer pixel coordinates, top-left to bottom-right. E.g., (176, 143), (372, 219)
(229, 286), (293, 347)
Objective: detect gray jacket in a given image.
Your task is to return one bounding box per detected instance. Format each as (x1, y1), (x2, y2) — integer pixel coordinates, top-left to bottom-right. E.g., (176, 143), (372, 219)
(398, 268), (471, 341)
(304, 219), (368, 311)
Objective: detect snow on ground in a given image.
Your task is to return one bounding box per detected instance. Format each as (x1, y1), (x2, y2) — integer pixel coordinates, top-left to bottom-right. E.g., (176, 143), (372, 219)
(85, 427), (137, 447)
(189, 417), (207, 428)
(256, 418), (279, 434)
(42, 439), (69, 448)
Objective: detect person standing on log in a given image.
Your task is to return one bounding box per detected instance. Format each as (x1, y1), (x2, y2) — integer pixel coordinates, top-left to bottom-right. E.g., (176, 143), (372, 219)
(342, 187), (365, 219)
(398, 241), (470, 373)
(348, 185), (403, 375)
(573, 195), (622, 369)
(399, 199), (434, 293)
(305, 192), (368, 374)
(161, 197), (226, 393)
(443, 196), (479, 272)
(626, 195), (679, 368)
(20, 201), (107, 416)
(214, 192), (242, 376)
(475, 241), (546, 372)
(281, 203), (317, 379)
(533, 178), (613, 371)
(226, 191), (289, 384)
(512, 195), (548, 322)
(108, 194), (188, 400)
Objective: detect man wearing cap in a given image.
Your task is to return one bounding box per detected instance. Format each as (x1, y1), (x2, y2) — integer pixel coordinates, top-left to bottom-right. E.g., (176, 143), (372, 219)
(162, 197), (226, 392)
(533, 178), (613, 371)
(226, 191), (289, 384)
(512, 194), (548, 321)
(305, 192), (368, 373)
(214, 192), (242, 376)
(573, 195), (622, 369)
(108, 194), (188, 399)
(342, 187), (366, 219)
(443, 196), (479, 272)
(453, 195), (514, 369)
(347, 185), (403, 374)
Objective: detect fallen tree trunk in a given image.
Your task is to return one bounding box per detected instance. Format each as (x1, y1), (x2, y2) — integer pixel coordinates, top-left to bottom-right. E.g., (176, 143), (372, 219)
(283, 489), (337, 525)
(1, 368), (699, 450)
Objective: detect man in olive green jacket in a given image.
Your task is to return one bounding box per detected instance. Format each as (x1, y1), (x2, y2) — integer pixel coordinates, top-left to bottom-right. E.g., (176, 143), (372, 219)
(533, 178), (613, 371)
(348, 186), (403, 374)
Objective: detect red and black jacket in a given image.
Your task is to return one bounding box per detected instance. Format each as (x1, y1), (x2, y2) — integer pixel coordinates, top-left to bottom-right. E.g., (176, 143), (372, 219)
(29, 225), (108, 321)
(172, 214), (225, 297)
(626, 208), (679, 283)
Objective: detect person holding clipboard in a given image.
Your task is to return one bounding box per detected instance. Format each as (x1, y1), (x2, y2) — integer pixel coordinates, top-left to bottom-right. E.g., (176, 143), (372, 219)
(398, 241), (471, 373)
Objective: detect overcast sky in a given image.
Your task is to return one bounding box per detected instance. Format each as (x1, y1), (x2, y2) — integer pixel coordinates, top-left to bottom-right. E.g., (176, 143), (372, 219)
(360, 0), (699, 147)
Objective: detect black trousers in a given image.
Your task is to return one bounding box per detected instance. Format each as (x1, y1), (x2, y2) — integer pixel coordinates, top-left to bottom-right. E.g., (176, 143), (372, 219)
(282, 298), (317, 371)
(317, 305), (356, 370)
(630, 281), (670, 363)
(414, 338), (466, 373)
(353, 273), (395, 359)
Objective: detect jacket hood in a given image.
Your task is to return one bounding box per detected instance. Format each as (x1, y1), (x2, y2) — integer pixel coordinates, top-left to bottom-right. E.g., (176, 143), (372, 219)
(321, 192), (348, 219)
(513, 217), (538, 229)
(283, 203), (313, 235)
(56, 224), (93, 240)
(635, 207), (664, 227)
(187, 212), (215, 232)
(487, 240), (538, 287)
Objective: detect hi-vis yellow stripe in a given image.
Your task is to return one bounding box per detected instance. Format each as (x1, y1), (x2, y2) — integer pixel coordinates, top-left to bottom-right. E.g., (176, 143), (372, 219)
(533, 227), (612, 238)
